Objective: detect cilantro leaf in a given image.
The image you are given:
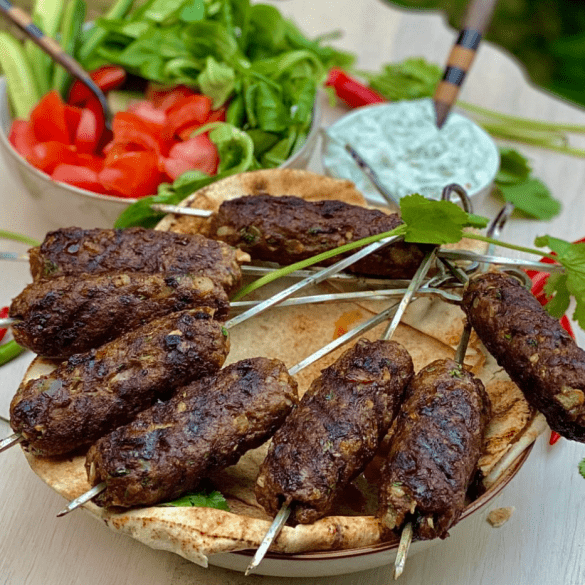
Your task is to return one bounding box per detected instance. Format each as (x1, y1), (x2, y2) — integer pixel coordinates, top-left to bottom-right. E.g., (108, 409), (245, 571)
(496, 148), (532, 184)
(160, 489), (229, 511)
(535, 236), (585, 328)
(496, 178), (561, 220)
(399, 193), (488, 244)
(543, 273), (571, 318)
(579, 458), (585, 479)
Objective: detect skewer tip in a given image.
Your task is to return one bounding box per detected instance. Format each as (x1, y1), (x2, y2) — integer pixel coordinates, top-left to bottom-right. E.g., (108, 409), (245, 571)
(393, 521), (413, 580)
(56, 482), (106, 517)
(245, 503), (291, 575)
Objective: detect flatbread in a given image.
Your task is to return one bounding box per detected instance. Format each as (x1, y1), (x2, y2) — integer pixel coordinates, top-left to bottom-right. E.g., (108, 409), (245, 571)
(21, 169), (540, 568)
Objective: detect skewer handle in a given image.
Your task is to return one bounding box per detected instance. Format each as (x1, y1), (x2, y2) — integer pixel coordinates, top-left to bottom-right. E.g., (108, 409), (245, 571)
(433, 0), (499, 128)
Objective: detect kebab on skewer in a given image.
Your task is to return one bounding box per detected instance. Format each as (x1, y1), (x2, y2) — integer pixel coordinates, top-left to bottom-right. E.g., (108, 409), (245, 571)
(56, 276), (411, 515)
(28, 226), (247, 296)
(2, 222), (412, 457)
(8, 307), (230, 457)
(9, 273), (230, 359)
(462, 271), (585, 442)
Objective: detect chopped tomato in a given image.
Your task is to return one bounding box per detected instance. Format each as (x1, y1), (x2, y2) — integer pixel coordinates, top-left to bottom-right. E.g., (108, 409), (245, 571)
(30, 91), (70, 144)
(112, 111), (166, 154)
(127, 100), (167, 128)
(27, 142), (78, 174)
(68, 65), (127, 106)
(99, 150), (162, 198)
(8, 120), (37, 159)
(147, 84), (196, 111)
(75, 109), (101, 155)
(161, 156), (194, 181)
(52, 164), (104, 192)
(64, 104), (83, 143)
(76, 154), (105, 172)
(163, 95), (212, 142)
(167, 134), (219, 176)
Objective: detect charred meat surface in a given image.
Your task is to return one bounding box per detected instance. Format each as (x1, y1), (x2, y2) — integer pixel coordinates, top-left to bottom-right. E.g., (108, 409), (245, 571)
(86, 357), (298, 508)
(255, 338), (414, 524)
(10, 308), (230, 457)
(462, 271), (585, 442)
(377, 359), (491, 540)
(29, 227), (243, 295)
(10, 273), (230, 359)
(209, 195), (427, 278)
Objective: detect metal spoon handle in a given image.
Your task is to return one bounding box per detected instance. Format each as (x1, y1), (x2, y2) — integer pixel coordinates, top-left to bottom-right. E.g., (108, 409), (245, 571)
(0, 0), (112, 129)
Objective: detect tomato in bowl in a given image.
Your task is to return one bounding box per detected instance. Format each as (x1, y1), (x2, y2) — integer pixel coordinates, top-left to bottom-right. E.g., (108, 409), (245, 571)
(0, 71), (322, 228)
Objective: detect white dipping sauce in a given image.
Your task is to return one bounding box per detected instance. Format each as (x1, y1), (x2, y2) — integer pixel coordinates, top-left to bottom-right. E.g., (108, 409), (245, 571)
(321, 98), (499, 205)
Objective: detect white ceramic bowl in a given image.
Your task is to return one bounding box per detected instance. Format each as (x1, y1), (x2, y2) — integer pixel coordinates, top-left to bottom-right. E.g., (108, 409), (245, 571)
(0, 76), (322, 229)
(321, 98), (499, 207)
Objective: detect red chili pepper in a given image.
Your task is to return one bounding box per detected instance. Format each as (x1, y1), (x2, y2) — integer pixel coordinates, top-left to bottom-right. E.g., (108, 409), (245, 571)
(0, 307), (9, 343)
(549, 431), (561, 445)
(325, 68), (386, 108)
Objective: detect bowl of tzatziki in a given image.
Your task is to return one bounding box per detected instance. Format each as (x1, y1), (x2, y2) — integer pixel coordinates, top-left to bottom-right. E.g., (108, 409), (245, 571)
(321, 98), (499, 206)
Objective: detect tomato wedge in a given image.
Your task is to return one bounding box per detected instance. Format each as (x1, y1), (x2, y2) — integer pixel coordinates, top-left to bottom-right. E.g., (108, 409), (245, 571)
(99, 150), (162, 198)
(52, 164), (104, 192)
(30, 91), (70, 144)
(146, 84), (196, 111)
(162, 95), (212, 142)
(112, 112), (166, 154)
(75, 109), (101, 155)
(68, 65), (127, 106)
(8, 120), (37, 159)
(167, 134), (219, 176)
(27, 142), (78, 174)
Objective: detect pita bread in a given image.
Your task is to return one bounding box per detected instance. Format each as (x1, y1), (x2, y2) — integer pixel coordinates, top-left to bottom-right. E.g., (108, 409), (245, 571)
(21, 170), (540, 568)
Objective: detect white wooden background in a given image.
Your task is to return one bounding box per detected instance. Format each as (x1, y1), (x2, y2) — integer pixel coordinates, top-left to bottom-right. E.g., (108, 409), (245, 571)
(2, 0), (585, 583)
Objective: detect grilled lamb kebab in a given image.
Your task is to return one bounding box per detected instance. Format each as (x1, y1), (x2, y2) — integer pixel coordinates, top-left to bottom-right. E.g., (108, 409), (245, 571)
(9, 272), (229, 359)
(208, 194), (427, 278)
(10, 307), (229, 457)
(29, 227), (245, 296)
(377, 359), (491, 540)
(86, 357), (298, 508)
(255, 338), (414, 524)
(462, 271), (585, 442)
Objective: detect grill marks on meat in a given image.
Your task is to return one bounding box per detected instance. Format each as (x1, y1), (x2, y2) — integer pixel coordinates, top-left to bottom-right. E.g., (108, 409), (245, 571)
(255, 339), (414, 524)
(86, 357), (298, 508)
(210, 195), (427, 278)
(377, 359), (490, 540)
(10, 308), (229, 457)
(29, 227), (244, 296)
(10, 273), (230, 359)
(462, 271), (585, 442)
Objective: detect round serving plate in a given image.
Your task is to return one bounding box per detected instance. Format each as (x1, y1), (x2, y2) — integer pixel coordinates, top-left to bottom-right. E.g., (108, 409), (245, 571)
(18, 170), (542, 577)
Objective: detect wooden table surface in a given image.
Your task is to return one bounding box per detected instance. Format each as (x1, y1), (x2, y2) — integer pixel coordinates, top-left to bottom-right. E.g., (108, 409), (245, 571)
(3, 0), (585, 583)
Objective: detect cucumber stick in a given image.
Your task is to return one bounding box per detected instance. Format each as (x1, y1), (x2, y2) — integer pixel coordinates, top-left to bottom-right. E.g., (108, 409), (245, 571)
(25, 0), (65, 96)
(78, 0), (135, 64)
(53, 0), (86, 97)
(0, 32), (40, 119)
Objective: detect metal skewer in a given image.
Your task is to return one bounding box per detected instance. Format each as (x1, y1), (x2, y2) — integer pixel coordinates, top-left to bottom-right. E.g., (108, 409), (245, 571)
(246, 248), (438, 575)
(0, 433), (23, 453)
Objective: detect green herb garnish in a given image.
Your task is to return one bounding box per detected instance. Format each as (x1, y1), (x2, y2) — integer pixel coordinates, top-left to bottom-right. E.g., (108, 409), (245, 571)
(161, 489), (229, 511)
